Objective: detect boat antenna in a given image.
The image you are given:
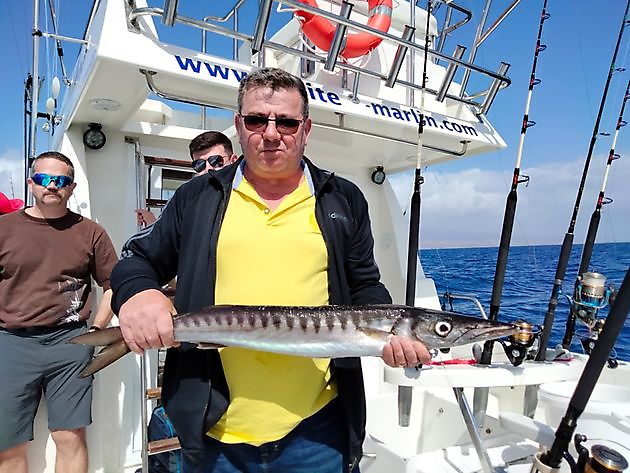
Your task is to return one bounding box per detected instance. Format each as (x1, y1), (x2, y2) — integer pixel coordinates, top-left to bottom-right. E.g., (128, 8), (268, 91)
(533, 267), (630, 471)
(561, 79), (630, 349)
(28, 0), (42, 201)
(535, 0), (630, 362)
(405, 0), (432, 307)
(480, 0), (550, 364)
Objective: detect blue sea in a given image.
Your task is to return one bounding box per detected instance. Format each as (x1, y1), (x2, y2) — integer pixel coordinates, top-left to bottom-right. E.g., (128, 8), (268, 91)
(420, 242), (630, 361)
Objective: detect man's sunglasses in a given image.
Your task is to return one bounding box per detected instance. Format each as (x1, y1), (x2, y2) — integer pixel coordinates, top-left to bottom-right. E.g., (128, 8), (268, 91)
(191, 155), (228, 173)
(31, 173), (74, 189)
(241, 115), (303, 134)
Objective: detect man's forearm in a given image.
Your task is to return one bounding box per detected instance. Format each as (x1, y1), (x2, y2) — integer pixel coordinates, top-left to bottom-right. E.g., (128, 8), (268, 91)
(91, 288), (114, 329)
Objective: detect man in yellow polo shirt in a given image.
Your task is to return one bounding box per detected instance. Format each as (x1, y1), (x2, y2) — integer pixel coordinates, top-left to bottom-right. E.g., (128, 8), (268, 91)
(111, 68), (430, 473)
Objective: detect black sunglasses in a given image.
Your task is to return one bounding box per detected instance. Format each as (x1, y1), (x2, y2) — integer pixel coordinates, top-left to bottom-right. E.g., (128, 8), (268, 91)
(191, 155), (227, 173)
(241, 115), (303, 134)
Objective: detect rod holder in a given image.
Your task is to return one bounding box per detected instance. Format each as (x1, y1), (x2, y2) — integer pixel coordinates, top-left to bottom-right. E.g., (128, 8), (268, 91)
(436, 44), (467, 101)
(398, 385), (413, 426)
(161, 0), (179, 26)
(385, 25), (416, 88)
(324, 2), (353, 72)
(479, 62), (510, 115)
(252, 0), (274, 54)
(350, 72), (361, 103)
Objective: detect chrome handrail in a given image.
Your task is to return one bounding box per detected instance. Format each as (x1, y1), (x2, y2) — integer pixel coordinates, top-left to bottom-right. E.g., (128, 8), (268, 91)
(128, 1), (513, 114)
(435, 1), (473, 55)
(269, 0), (511, 85)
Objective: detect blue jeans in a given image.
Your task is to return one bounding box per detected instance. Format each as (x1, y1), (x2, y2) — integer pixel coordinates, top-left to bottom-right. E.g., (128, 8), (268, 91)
(183, 400), (357, 473)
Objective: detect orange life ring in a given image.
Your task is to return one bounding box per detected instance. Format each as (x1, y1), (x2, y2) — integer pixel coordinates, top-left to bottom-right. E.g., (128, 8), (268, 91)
(295, 0), (393, 59)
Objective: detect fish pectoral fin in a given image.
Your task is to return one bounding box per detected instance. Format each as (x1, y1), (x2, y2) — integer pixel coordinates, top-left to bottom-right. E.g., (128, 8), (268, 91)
(356, 327), (391, 341)
(79, 339), (130, 378)
(196, 342), (225, 350)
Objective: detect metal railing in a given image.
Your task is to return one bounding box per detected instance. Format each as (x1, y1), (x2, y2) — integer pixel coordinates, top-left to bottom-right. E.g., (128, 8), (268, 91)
(127, 0), (514, 114)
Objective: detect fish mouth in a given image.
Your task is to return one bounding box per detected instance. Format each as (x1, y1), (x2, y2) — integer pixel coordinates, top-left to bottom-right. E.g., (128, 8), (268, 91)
(453, 323), (518, 345)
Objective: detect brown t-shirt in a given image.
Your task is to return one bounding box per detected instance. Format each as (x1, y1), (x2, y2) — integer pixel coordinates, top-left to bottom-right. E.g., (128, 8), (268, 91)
(0, 209), (118, 328)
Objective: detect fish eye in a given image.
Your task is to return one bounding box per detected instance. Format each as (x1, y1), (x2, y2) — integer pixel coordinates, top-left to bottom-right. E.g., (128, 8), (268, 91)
(434, 321), (452, 337)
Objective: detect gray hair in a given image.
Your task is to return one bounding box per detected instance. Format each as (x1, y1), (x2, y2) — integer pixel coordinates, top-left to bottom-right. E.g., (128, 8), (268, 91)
(237, 68), (309, 119)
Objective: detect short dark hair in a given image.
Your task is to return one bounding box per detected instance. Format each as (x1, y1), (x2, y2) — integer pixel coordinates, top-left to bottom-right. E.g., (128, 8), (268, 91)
(31, 151), (75, 180)
(188, 131), (234, 158)
(237, 68), (309, 119)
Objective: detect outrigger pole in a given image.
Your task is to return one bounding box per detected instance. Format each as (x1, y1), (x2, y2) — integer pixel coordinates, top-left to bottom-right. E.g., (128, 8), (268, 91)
(535, 0), (630, 362)
(534, 267), (630, 471)
(561, 79), (630, 349)
(480, 0), (549, 364)
(399, 0), (431, 428)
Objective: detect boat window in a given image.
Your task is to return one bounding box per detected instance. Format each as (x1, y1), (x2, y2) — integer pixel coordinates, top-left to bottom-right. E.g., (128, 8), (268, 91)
(161, 169), (193, 201)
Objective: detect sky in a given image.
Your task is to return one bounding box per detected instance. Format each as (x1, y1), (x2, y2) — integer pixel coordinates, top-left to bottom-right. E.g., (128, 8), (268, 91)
(1, 1), (629, 248)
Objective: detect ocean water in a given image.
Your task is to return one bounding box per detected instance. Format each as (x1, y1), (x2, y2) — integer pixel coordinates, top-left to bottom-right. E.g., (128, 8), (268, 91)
(420, 242), (630, 361)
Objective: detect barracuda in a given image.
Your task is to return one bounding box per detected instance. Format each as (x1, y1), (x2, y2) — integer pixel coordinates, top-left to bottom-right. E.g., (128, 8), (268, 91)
(70, 304), (519, 377)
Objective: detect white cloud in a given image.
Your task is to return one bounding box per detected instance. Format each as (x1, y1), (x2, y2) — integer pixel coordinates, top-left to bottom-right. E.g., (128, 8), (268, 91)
(0, 149), (25, 200)
(389, 156), (630, 248)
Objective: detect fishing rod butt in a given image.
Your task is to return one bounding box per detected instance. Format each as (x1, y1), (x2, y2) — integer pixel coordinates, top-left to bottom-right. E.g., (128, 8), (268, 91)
(529, 451), (562, 473)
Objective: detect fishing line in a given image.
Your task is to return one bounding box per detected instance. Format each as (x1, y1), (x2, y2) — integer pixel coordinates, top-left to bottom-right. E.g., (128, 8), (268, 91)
(535, 0), (630, 362)
(571, 0), (595, 121)
(5, 2), (27, 76)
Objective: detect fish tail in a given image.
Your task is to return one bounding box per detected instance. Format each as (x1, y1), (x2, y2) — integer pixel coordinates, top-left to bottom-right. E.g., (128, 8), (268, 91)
(68, 327), (131, 378)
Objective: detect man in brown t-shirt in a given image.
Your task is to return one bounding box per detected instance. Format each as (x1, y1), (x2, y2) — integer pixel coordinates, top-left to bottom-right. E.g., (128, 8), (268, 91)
(0, 151), (118, 473)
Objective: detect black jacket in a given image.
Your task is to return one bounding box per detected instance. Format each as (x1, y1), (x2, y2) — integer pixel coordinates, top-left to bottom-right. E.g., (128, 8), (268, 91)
(111, 157), (391, 471)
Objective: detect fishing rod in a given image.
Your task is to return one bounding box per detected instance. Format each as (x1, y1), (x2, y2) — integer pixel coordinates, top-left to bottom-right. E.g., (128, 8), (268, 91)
(561, 79), (630, 350)
(532, 266), (630, 472)
(480, 0), (549, 365)
(473, 0), (551, 425)
(405, 0), (431, 308)
(535, 0), (630, 362)
(472, 0), (550, 425)
(399, 0), (431, 429)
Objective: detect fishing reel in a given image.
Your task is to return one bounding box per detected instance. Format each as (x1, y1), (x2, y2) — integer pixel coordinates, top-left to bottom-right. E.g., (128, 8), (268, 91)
(566, 272), (618, 368)
(574, 435), (628, 473)
(530, 436), (628, 473)
(569, 272), (613, 327)
(498, 320), (539, 366)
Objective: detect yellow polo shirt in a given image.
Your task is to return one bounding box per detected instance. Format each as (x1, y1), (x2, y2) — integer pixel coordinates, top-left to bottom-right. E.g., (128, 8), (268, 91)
(207, 167), (337, 445)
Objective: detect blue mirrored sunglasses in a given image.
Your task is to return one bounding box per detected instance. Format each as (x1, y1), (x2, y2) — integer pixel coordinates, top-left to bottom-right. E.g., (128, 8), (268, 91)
(32, 173), (74, 189)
